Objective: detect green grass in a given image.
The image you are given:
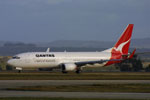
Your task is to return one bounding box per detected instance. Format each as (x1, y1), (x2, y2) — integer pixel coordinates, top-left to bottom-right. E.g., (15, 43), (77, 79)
(1, 72), (150, 80)
(0, 97), (147, 100)
(6, 84), (150, 93)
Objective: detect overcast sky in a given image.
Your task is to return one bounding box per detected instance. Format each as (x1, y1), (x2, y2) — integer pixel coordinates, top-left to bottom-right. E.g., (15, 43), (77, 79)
(0, 0), (150, 43)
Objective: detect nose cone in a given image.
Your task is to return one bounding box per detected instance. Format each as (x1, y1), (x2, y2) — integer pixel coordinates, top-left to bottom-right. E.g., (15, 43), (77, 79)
(7, 59), (14, 66)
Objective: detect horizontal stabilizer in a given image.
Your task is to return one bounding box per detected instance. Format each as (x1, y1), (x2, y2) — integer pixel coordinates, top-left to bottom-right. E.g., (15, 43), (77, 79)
(129, 49), (136, 59)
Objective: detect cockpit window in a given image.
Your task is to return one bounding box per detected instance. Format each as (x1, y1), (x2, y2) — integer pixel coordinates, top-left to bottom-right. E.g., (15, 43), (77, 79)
(12, 56), (20, 59)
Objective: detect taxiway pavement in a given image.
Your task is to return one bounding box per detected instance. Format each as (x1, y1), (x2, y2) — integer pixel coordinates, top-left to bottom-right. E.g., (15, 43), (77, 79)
(0, 80), (150, 99)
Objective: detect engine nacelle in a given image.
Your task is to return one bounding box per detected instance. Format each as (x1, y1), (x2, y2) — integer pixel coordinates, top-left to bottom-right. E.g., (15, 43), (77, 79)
(62, 63), (77, 71)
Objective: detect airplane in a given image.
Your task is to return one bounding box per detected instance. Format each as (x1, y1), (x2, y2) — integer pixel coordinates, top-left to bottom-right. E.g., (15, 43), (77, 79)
(7, 24), (136, 73)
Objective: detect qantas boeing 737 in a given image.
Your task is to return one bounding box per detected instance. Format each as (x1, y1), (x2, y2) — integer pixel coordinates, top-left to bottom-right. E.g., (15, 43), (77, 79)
(7, 24), (135, 73)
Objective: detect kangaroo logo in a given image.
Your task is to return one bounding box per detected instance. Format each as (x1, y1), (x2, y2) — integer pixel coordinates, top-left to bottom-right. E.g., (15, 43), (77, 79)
(113, 39), (130, 54)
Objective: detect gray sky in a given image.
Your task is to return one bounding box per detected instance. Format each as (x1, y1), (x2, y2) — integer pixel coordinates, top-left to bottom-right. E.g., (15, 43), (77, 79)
(0, 0), (150, 43)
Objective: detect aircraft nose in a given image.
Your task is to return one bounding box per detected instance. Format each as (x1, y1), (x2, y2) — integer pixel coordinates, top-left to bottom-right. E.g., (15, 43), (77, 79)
(7, 59), (14, 66)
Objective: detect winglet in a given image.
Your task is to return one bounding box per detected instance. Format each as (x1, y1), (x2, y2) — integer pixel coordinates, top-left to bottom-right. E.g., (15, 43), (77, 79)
(129, 48), (136, 59)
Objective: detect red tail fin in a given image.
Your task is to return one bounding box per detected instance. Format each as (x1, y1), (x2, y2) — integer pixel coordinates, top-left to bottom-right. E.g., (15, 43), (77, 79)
(105, 24), (134, 66)
(112, 24), (134, 55)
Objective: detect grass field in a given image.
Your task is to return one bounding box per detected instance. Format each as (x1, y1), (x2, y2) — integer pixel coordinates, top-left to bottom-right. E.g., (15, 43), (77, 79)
(0, 72), (150, 80)
(0, 97), (147, 100)
(6, 83), (150, 93)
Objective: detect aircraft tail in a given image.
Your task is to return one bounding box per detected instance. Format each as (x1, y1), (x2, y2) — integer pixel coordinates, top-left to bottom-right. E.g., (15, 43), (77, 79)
(112, 24), (134, 55)
(105, 24), (134, 66)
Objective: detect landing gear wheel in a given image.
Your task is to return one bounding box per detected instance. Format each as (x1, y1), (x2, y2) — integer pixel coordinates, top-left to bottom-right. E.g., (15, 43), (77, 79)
(62, 71), (68, 74)
(18, 70), (21, 73)
(75, 70), (81, 74)
(76, 67), (82, 74)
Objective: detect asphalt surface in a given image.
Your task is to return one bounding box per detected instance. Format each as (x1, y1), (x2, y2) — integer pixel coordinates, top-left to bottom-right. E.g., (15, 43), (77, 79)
(1, 80), (150, 89)
(0, 80), (150, 99)
(0, 91), (150, 99)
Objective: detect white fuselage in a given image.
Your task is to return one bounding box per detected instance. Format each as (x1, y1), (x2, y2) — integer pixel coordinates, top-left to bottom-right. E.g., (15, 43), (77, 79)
(7, 50), (111, 69)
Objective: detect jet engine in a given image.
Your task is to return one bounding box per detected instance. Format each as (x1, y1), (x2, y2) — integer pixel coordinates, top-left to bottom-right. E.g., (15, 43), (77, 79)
(61, 63), (77, 73)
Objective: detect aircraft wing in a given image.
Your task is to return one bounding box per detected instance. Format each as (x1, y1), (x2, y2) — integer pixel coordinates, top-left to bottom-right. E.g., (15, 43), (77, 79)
(75, 59), (122, 66)
(75, 49), (136, 67)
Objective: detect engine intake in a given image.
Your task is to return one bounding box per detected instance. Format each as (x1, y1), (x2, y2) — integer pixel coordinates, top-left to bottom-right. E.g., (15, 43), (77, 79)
(61, 63), (77, 71)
